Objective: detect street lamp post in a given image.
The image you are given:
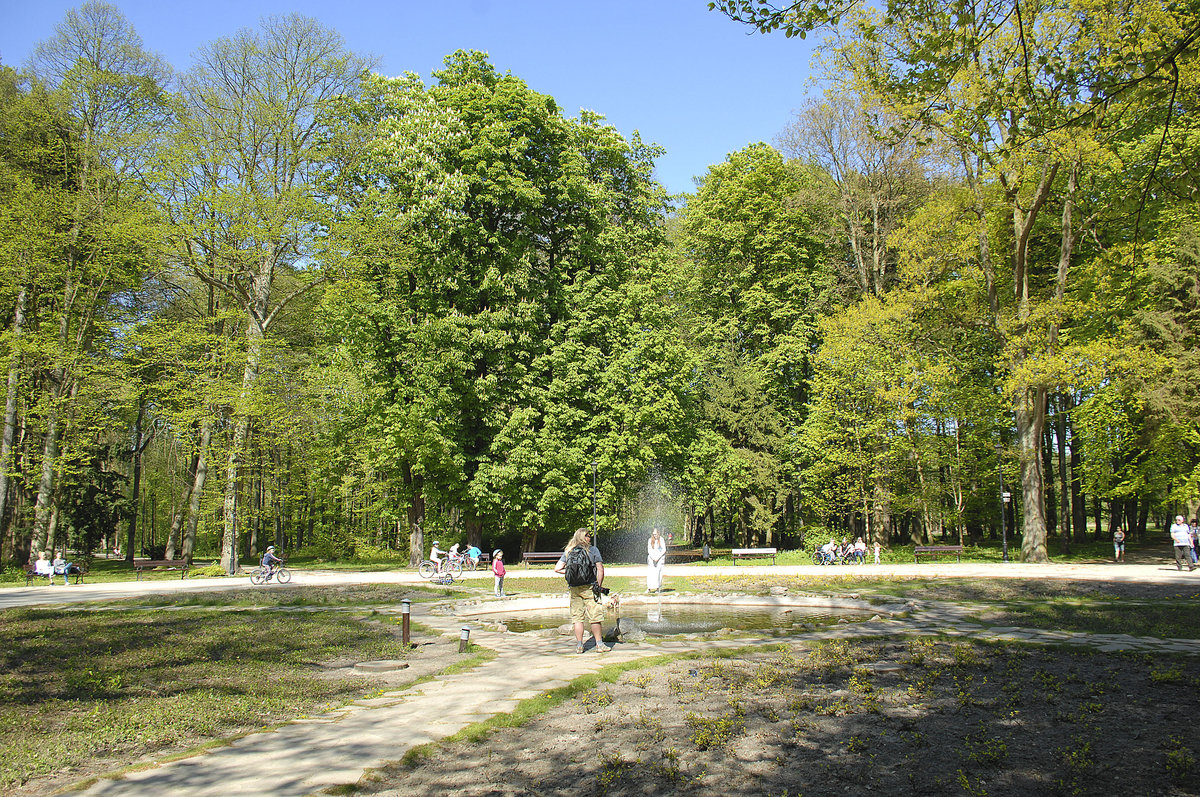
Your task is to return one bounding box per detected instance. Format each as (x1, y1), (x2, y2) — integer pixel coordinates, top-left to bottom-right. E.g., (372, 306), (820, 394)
(997, 446), (1010, 562)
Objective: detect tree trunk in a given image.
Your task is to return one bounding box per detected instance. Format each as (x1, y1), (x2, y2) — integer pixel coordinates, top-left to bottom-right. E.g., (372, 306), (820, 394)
(32, 409), (62, 555)
(872, 473), (891, 546)
(908, 430), (935, 545)
(220, 320), (264, 574)
(1067, 395), (1088, 543)
(177, 419), (214, 564)
(465, 514), (483, 550)
(126, 396), (152, 560)
(1054, 397), (1071, 544)
(404, 463), (425, 566)
(1015, 385), (1049, 562)
(1042, 418), (1058, 543)
(0, 286), (28, 560)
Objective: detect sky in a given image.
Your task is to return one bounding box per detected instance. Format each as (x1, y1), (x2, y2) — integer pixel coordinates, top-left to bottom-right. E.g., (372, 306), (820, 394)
(0, 0), (819, 196)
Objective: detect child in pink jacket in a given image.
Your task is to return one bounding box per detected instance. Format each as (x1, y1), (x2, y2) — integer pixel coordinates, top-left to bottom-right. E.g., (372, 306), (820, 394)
(492, 549), (506, 597)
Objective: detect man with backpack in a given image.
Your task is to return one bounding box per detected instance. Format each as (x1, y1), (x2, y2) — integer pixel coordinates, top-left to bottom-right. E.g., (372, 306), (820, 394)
(554, 528), (610, 653)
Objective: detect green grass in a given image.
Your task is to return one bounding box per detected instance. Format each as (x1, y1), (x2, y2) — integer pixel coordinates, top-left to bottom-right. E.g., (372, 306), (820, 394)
(108, 583), (471, 607)
(0, 604), (423, 790)
(963, 599), (1200, 639)
(4, 569), (1199, 791)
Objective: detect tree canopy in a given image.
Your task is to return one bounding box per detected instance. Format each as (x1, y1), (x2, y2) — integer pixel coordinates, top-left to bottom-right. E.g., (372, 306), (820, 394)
(0, 2), (1196, 569)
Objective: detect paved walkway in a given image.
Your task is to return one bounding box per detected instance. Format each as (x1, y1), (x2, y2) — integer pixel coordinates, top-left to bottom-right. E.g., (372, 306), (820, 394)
(6, 561), (1200, 795)
(5, 559), (1200, 612)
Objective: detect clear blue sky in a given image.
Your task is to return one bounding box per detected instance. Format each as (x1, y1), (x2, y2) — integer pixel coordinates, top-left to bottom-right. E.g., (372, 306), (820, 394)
(0, 0), (817, 196)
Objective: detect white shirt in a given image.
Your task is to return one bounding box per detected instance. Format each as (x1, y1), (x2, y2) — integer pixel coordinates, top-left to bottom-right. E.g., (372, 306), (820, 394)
(1170, 523), (1192, 547)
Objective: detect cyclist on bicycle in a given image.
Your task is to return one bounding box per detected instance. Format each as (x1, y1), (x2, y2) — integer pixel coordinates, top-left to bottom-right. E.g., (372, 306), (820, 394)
(430, 541), (445, 570)
(261, 546), (283, 579)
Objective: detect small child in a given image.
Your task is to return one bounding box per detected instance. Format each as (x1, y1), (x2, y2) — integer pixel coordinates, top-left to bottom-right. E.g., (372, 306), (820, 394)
(873, 542), (881, 565)
(261, 545), (283, 579)
(492, 549), (506, 597)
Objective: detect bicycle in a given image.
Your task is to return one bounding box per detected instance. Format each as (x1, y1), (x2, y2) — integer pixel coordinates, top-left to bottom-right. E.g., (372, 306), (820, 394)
(811, 549), (840, 566)
(457, 551), (483, 571)
(250, 561), (291, 585)
(418, 557), (462, 580)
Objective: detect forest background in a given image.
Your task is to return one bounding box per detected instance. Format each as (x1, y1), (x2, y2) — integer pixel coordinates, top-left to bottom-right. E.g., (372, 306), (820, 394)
(0, 0), (1197, 573)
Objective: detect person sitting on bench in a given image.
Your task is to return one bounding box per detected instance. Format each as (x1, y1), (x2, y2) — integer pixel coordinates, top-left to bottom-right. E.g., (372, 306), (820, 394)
(34, 551), (53, 581)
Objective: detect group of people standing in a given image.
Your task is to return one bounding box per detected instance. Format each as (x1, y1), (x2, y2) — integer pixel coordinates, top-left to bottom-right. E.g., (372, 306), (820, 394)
(1167, 515), (1200, 571)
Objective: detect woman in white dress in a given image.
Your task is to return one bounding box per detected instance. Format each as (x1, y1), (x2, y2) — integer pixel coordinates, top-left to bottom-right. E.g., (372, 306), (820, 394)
(647, 528), (666, 592)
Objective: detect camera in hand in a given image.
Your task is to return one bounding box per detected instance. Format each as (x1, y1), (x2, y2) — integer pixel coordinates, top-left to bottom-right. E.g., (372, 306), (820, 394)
(591, 584), (610, 600)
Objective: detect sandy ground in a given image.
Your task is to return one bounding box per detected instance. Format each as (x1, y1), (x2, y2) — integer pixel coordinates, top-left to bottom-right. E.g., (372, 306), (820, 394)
(355, 637), (1200, 797)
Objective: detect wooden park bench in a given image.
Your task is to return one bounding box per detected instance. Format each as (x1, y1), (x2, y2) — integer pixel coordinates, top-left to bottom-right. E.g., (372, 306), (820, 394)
(25, 562), (87, 585)
(520, 551), (563, 568)
(665, 547), (705, 562)
(731, 547), (778, 565)
(913, 545), (964, 562)
(133, 559), (190, 580)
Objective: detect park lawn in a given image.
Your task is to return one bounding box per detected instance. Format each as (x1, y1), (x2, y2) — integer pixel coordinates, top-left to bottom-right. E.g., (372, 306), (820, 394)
(103, 582), (472, 608)
(0, 604), (416, 791)
(4, 575), (1200, 792)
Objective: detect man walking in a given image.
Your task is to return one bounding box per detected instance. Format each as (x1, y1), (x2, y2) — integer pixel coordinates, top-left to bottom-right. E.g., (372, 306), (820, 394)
(1170, 515), (1194, 571)
(554, 528), (609, 653)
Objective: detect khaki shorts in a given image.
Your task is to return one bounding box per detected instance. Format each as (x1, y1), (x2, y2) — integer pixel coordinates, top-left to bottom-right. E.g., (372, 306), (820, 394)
(569, 584), (603, 624)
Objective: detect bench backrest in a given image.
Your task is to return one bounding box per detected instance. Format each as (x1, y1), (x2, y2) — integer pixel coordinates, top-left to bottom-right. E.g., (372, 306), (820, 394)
(732, 548), (778, 555)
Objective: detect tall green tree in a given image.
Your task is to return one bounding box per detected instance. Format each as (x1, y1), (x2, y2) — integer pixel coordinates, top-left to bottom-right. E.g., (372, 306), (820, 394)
(677, 143), (833, 546)
(717, 0), (1200, 560)
(777, 94), (932, 300)
(2, 2), (167, 561)
(326, 52), (673, 559)
(159, 15), (374, 572)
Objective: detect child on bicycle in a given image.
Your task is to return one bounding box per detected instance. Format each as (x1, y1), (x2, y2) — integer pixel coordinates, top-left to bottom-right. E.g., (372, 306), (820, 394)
(261, 546), (283, 579)
(430, 541), (445, 570)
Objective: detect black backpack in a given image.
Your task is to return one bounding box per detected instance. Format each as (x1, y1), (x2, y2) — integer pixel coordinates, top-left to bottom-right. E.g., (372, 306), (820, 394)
(563, 545), (595, 587)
